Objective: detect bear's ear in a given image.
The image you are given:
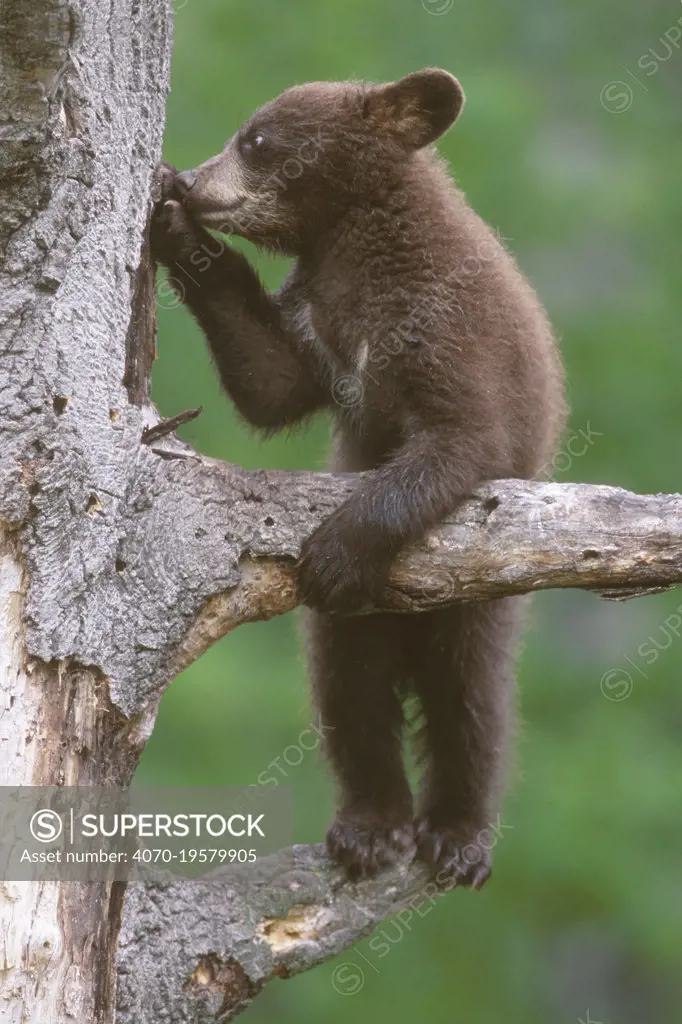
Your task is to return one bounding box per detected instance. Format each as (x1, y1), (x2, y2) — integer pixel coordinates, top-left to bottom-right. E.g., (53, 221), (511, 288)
(364, 69), (464, 150)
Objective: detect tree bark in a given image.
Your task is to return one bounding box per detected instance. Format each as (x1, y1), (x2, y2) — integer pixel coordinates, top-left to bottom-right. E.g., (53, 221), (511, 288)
(2, 3), (682, 1023)
(0, 1), (172, 1021)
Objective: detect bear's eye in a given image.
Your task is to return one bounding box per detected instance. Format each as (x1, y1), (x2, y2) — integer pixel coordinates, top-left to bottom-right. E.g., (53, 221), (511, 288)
(240, 131), (266, 159)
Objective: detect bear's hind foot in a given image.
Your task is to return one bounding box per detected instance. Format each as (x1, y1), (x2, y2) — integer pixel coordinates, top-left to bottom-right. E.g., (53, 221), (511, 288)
(326, 816), (415, 880)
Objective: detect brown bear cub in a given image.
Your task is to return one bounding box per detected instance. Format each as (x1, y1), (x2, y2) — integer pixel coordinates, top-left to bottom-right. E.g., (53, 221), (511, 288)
(151, 69), (566, 886)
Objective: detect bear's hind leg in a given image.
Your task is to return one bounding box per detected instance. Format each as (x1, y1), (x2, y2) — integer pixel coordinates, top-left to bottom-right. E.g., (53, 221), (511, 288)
(307, 610), (414, 878)
(411, 598), (525, 889)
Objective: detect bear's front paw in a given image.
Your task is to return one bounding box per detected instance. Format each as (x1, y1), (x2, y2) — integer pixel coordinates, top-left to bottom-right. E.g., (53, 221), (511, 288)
(297, 519), (388, 613)
(150, 199), (201, 266)
(150, 170), (204, 268)
(415, 817), (492, 890)
(155, 160), (181, 204)
(327, 817), (415, 880)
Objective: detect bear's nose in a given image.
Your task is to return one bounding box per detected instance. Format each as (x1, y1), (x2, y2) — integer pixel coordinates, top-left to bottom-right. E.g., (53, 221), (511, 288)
(175, 170), (197, 195)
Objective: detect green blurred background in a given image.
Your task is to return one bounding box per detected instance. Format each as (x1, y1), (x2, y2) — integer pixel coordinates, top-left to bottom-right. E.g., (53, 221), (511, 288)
(136, 1), (682, 1020)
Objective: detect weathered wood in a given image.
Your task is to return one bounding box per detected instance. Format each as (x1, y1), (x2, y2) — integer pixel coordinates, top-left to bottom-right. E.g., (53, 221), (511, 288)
(18, 420), (682, 720)
(154, 465), (682, 704)
(117, 844), (437, 1022)
(0, 1), (173, 1021)
(141, 406), (202, 444)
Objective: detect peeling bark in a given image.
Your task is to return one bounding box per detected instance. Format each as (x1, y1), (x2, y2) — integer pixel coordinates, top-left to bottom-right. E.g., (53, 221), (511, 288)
(0, 1), (172, 1021)
(0, 528), (139, 1023)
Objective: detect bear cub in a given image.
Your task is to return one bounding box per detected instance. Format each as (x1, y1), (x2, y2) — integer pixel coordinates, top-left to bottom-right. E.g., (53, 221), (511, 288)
(151, 69), (566, 885)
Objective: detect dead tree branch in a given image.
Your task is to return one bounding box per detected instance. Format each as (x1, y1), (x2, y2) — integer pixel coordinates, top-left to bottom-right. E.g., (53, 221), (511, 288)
(117, 844), (435, 1022)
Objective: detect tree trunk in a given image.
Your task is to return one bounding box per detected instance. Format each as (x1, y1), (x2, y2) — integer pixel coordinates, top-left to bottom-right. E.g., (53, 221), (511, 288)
(0, 2), (172, 1020)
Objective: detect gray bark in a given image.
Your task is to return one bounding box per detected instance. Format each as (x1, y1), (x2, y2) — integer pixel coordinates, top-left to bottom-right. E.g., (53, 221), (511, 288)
(0, 1), (172, 1021)
(1, 2), (681, 1023)
(117, 845), (437, 1023)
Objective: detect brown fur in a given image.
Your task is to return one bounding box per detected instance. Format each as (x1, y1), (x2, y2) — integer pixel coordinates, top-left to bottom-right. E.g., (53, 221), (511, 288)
(151, 69), (567, 884)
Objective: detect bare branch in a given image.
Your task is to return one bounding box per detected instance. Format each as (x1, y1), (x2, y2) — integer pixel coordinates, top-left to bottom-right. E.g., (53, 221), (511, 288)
(106, 448), (682, 715)
(117, 843), (436, 1023)
(20, 410), (682, 720)
(141, 407), (203, 444)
